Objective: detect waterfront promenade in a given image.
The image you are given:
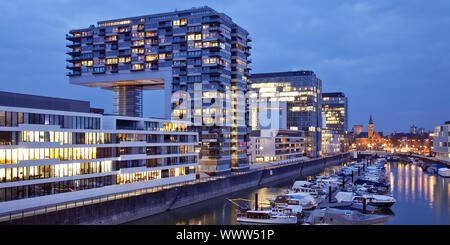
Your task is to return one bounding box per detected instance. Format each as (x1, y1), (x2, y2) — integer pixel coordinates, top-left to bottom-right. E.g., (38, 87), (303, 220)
(0, 153), (349, 225)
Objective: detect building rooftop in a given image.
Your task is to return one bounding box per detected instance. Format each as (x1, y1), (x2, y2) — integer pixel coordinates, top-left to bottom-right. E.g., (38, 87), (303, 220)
(0, 91), (92, 113)
(69, 6), (240, 33)
(322, 92), (346, 98)
(250, 71), (315, 79)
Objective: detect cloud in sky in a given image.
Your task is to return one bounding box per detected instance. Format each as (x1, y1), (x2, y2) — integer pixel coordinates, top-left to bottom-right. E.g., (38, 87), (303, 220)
(0, 0), (449, 133)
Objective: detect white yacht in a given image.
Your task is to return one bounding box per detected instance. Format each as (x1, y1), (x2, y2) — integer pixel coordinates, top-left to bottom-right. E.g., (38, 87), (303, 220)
(270, 192), (321, 210)
(335, 192), (396, 208)
(304, 208), (390, 225)
(236, 208), (298, 225)
(290, 181), (324, 197)
(438, 168), (450, 177)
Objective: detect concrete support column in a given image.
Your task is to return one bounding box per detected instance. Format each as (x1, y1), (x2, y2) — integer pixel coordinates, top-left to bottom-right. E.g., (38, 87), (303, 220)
(112, 85), (143, 117)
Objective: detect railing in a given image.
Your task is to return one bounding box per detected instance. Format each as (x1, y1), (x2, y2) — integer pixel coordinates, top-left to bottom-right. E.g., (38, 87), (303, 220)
(0, 175), (225, 223)
(0, 152), (350, 223)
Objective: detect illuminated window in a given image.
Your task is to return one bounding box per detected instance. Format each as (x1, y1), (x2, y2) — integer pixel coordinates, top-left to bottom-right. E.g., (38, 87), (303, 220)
(146, 31), (157, 37)
(187, 33), (202, 41)
(106, 58), (118, 64)
(159, 53), (166, 60)
(106, 36), (117, 41)
(146, 55), (158, 61)
(132, 64), (144, 70)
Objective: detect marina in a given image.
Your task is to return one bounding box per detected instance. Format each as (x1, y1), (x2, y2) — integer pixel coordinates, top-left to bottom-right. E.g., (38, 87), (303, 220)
(126, 158), (450, 225)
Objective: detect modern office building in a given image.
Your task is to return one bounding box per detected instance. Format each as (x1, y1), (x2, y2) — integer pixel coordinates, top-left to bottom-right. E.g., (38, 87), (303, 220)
(0, 91), (198, 202)
(65, 6), (252, 174)
(321, 129), (341, 155)
(249, 129), (305, 164)
(433, 121), (450, 163)
(322, 92), (348, 135)
(250, 71), (322, 157)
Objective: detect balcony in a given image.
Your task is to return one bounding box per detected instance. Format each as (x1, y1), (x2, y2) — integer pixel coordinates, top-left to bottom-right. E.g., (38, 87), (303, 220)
(93, 67), (106, 74)
(207, 51), (223, 57)
(66, 63), (81, 70)
(65, 56), (81, 62)
(131, 64), (145, 71)
(66, 34), (81, 41)
(66, 41), (81, 47)
(202, 16), (222, 24)
(93, 45), (105, 51)
(202, 68), (221, 74)
(158, 22), (172, 28)
(66, 49), (81, 55)
(66, 71), (81, 76)
(172, 62), (187, 68)
(118, 50), (131, 56)
(117, 28), (131, 33)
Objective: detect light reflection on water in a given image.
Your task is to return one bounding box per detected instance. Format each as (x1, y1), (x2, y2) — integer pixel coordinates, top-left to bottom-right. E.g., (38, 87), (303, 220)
(125, 162), (449, 225)
(384, 162), (449, 224)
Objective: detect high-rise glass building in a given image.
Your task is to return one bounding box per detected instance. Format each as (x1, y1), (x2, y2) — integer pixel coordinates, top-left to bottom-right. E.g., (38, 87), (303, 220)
(66, 6), (252, 174)
(250, 71), (322, 157)
(322, 92), (348, 135)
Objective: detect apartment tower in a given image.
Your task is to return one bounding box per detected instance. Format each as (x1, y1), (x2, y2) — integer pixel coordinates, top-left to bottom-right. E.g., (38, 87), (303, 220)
(66, 6), (252, 174)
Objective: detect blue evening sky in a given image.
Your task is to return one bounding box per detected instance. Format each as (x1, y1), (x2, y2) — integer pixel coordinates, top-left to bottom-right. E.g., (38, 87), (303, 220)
(1, 0), (449, 134)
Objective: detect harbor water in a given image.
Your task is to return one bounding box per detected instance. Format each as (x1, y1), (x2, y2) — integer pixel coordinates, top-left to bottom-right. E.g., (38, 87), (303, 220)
(125, 161), (450, 225)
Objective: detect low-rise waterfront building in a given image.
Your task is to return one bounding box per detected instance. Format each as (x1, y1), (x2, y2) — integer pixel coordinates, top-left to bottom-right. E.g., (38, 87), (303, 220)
(433, 121), (450, 163)
(249, 129), (305, 164)
(0, 91), (198, 202)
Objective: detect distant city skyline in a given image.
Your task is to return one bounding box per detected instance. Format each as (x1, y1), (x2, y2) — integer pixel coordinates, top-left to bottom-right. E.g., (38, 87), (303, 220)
(1, 0), (449, 134)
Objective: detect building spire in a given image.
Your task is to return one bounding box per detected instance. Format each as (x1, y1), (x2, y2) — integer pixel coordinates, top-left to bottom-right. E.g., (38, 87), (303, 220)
(369, 115), (373, 124)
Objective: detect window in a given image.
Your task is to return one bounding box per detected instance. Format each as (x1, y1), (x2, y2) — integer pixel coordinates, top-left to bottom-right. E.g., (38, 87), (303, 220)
(0, 111), (5, 127)
(146, 54), (157, 61)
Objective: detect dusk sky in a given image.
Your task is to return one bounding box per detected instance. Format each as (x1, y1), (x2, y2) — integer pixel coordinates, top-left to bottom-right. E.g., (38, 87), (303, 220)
(1, 0), (449, 134)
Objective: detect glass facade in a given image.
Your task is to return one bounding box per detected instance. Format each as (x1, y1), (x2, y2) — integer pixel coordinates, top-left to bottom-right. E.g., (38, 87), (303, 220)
(0, 110), (100, 129)
(112, 85), (143, 117)
(0, 106), (199, 203)
(250, 71), (322, 157)
(322, 92), (348, 135)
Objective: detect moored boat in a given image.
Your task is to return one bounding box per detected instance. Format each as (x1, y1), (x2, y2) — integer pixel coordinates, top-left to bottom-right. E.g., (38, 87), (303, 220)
(304, 208), (391, 225)
(236, 208), (298, 225)
(335, 192), (396, 208)
(270, 192), (321, 210)
(438, 168), (450, 177)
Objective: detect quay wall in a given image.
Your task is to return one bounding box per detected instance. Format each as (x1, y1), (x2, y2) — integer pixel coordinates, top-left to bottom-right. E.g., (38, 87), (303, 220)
(395, 153), (450, 168)
(1, 153), (349, 225)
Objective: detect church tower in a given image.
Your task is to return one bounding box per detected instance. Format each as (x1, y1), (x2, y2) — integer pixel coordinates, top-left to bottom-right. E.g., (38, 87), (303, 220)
(368, 115), (374, 138)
